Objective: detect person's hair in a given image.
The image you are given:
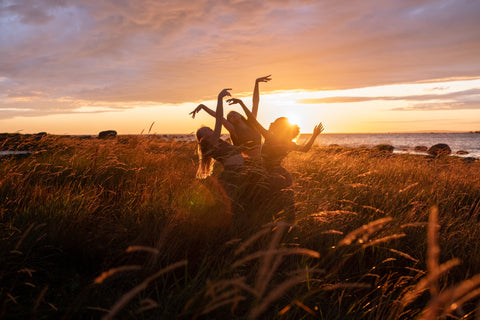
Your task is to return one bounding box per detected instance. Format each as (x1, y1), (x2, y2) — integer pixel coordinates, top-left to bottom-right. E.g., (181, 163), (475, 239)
(269, 117), (300, 141)
(227, 111), (256, 146)
(227, 110), (246, 122)
(196, 128), (214, 179)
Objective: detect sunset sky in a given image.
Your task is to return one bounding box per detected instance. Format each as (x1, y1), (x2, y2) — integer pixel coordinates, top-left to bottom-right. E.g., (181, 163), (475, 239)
(1, 0), (480, 134)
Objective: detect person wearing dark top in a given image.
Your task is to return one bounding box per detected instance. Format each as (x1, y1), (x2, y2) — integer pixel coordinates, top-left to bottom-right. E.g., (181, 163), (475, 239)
(227, 98), (324, 222)
(190, 75), (271, 162)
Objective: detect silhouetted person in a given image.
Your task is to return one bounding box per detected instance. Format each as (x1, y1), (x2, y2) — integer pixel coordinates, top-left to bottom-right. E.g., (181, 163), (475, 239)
(195, 88), (246, 222)
(227, 97), (324, 222)
(190, 75), (271, 162)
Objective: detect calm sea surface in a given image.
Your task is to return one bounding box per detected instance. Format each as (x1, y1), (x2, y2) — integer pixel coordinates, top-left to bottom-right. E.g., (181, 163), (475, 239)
(298, 132), (480, 158)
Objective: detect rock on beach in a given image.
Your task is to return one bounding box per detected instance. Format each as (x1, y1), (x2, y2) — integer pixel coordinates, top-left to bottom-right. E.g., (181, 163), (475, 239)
(373, 144), (394, 153)
(427, 143), (451, 157)
(414, 146), (428, 152)
(98, 130), (117, 139)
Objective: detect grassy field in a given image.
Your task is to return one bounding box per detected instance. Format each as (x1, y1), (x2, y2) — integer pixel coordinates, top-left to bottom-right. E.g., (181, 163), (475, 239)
(1, 134), (480, 319)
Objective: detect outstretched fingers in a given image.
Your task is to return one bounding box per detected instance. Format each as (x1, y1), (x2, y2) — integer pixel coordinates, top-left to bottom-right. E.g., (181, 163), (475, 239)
(257, 74), (272, 82)
(226, 98), (242, 105)
(219, 88), (232, 98)
(189, 104), (204, 118)
(314, 123), (325, 135)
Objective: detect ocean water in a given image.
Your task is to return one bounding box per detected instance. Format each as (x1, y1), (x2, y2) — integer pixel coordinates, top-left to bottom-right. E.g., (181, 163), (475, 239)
(299, 132), (480, 158)
(2, 133), (478, 158)
(160, 132), (479, 158)
(162, 132), (479, 158)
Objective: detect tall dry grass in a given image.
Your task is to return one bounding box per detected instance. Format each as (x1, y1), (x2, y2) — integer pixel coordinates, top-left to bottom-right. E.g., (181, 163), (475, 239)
(1, 135), (480, 319)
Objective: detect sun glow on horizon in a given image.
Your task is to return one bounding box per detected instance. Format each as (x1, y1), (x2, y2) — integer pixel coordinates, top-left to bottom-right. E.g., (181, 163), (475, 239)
(248, 78), (480, 134)
(0, 78), (479, 135)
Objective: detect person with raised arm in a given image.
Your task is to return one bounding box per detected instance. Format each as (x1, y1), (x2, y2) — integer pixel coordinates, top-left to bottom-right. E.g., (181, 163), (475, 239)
(195, 88), (250, 225)
(227, 97), (324, 222)
(195, 88), (243, 178)
(190, 75), (271, 162)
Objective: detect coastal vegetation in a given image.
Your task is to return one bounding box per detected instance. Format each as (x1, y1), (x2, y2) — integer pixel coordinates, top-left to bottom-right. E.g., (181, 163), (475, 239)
(1, 134), (480, 319)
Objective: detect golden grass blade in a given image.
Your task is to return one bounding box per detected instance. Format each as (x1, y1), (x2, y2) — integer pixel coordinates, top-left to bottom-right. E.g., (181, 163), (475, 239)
(248, 273), (307, 320)
(310, 210), (358, 217)
(427, 206), (440, 297)
(452, 287), (480, 314)
(401, 222), (428, 228)
(204, 277), (258, 298)
(361, 205), (384, 213)
(204, 277), (256, 297)
(32, 285), (48, 314)
(47, 302), (57, 311)
(399, 182), (419, 193)
(231, 248), (320, 269)
(405, 267), (426, 275)
(420, 274), (480, 320)
(93, 265), (142, 284)
(14, 223), (34, 250)
(205, 287), (238, 304)
(362, 233), (406, 248)
(320, 283), (371, 291)
(234, 227), (272, 256)
(401, 258), (461, 307)
(102, 260), (186, 320)
(338, 217), (393, 246)
(201, 296), (246, 315)
(293, 299), (316, 316)
(321, 230), (344, 235)
(348, 183), (370, 188)
(231, 281), (259, 297)
(147, 122), (155, 135)
(86, 306), (110, 313)
(125, 246), (160, 255)
(357, 170), (376, 177)
(389, 248), (419, 263)
(202, 288), (241, 312)
(6, 293), (18, 304)
(17, 268), (36, 277)
(254, 223), (289, 298)
(278, 304), (291, 316)
(135, 298), (159, 314)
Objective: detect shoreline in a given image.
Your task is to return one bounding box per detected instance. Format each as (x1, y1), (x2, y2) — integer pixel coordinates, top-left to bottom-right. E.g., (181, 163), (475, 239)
(1, 132), (479, 160)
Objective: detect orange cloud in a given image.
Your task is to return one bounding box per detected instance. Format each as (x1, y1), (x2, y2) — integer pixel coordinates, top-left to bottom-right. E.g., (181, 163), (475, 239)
(1, 0), (480, 118)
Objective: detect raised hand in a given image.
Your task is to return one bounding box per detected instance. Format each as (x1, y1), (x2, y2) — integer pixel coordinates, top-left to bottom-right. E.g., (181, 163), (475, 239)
(218, 88), (232, 99)
(313, 123), (324, 136)
(189, 104), (205, 119)
(226, 98), (243, 105)
(256, 74), (272, 83)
